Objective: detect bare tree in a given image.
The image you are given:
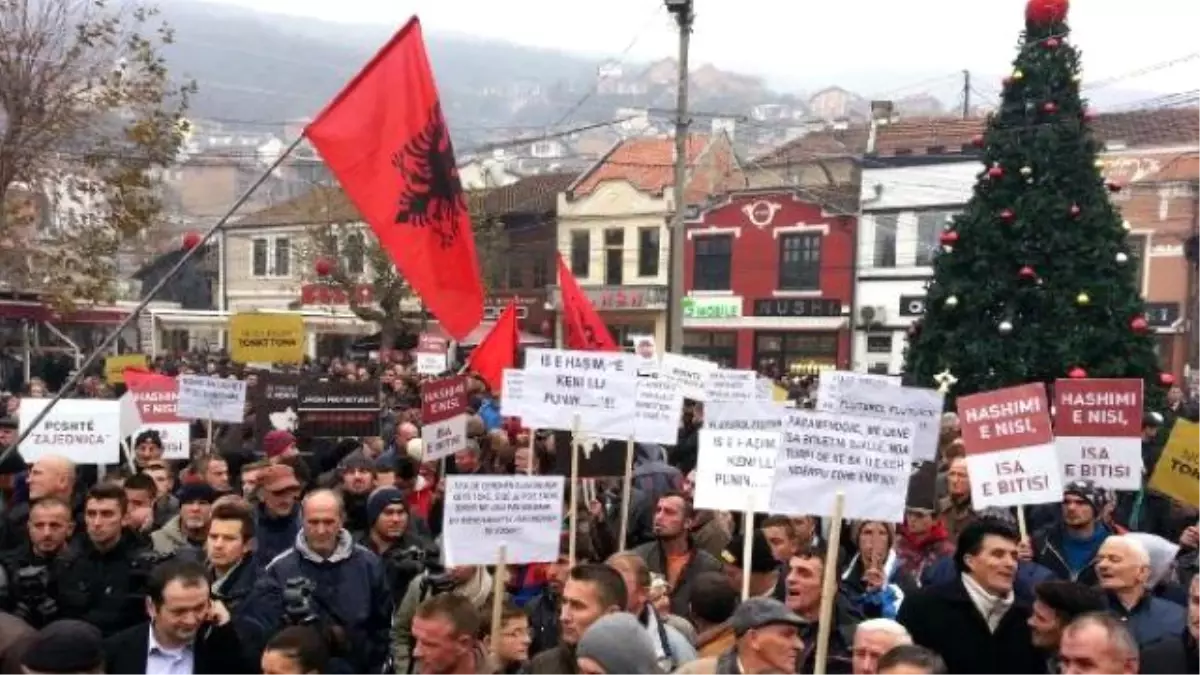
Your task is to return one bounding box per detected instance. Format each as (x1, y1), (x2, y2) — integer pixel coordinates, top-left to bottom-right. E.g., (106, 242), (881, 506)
(0, 0), (193, 308)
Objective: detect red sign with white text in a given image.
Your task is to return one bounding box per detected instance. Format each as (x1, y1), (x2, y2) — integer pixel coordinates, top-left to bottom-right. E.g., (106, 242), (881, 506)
(958, 382), (1054, 454)
(421, 376), (468, 424)
(125, 373), (183, 424)
(1053, 379), (1142, 437)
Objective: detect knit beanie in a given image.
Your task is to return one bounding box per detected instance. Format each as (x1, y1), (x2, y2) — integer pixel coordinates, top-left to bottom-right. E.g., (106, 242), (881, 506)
(575, 613), (661, 674)
(367, 486), (406, 525)
(21, 620), (104, 674)
(1063, 479), (1107, 516)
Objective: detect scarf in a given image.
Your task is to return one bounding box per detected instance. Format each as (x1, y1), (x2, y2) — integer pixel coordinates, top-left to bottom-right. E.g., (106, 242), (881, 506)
(960, 572), (1014, 632)
(454, 565), (494, 609)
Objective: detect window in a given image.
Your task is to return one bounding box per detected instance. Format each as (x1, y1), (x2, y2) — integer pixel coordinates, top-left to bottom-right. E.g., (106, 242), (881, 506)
(344, 231), (366, 275)
(604, 228), (624, 285)
(753, 331), (838, 378)
(694, 235), (732, 291)
(778, 232), (821, 290)
(682, 331), (737, 368)
(273, 237), (291, 277)
(1128, 234), (1148, 293)
(872, 214), (897, 268)
(532, 255), (549, 288)
(570, 230), (590, 277)
(866, 334), (893, 354)
(252, 238), (269, 277)
(914, 212), (944, 266)
(638, 227), (660, 277)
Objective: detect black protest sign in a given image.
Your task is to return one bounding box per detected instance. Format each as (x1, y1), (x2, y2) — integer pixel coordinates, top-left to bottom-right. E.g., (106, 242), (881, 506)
(905, 461), (939, 511)
(296, 380), (381, 438)
(253, 373), (302, 441)
(551, 430), (627, 478)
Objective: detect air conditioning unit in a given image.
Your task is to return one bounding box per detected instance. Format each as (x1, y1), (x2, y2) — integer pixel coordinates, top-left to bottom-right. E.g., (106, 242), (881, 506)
(859, 305), (888, 326)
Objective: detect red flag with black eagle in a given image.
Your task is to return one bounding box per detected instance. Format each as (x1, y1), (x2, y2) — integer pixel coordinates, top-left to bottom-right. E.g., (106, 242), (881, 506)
(305, 17), (484, 341)
(556, 253), (618, 351)
(466, 299), (519, 394)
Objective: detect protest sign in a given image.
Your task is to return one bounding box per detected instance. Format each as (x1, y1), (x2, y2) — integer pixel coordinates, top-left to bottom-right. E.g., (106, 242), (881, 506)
(253, 373), (301, 440)
(1053, 378), (1143, 490)
(296, 380), (380, 437)
(958, 383), (1061, 508)
(104, 354), (147, 383)
(705, 399), (787, 432)
(510, 350), (639, 437)
(229, 313), (304, 364)
(695, 429), (781, 513)
(19, 399), (120, 464)
(816, 371), (899, 413)
(634, 377), (684, 445)
(823, 382), (944, 462)
(500, 369), (527, 419)
(1148, 419), (1199, 508)
(707, 369), (758, 402)
(769, 410), (914, 522)
(177, 375), (248, 423)
(414, 333), (450, 375)
(421, 376), (469, 461)
(659, 353), (717, 401)
(443, 475), (565, 566)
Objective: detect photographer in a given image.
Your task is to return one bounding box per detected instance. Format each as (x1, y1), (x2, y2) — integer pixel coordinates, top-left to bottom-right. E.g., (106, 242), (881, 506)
(243, 489), (393, 673)
(391, 556), (495, 674)
(0, 498), (75, 627)
(358, 487), (432, 604)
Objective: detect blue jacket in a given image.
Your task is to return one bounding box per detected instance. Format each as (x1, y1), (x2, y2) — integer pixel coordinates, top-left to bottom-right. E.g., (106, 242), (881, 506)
(1108, 591), (1187, 647)
(477, 397), (503, 430)
(243, 529), (394, 672)
(251, 502), (301, 572)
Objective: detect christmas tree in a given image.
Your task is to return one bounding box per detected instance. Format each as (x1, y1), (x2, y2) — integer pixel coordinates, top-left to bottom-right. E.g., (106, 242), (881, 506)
(903, 0), (1170, 411)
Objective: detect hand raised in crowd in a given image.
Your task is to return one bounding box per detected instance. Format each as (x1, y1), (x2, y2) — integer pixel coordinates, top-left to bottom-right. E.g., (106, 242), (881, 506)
(1180, 525), (1199, 550)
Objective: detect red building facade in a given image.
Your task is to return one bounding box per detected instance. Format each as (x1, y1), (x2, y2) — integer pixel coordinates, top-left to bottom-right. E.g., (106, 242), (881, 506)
(683, 189), (855, 376)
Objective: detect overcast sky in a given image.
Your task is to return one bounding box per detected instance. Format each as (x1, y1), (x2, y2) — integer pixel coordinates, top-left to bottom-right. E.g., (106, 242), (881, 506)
(205, 0), (1198, 99)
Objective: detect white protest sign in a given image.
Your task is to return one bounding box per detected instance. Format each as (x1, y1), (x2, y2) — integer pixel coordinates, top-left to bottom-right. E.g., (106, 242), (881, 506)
(118, 392), (143, 440)
(414, 334), (450, 376)
(958, 383), (1061, 509)
(659, 353), (717, 401)
(176, 375), (248, 423)
(500, 369), (528, 418)
(770, 410), (914, 523)
(1053, 379), (1143, 490)
(635, 377), (684, 445)
(508, 368), (637, 437)
(706, 369), (758, 402)
(443, 475), (565, 566)
(817, 371), (899, 413)
(705, 399), (787, 432)
(19, 399), (121, 464)
(825, 383), (944, 462)
(421, 376), (469, 462)
(695, 429), (781, 513)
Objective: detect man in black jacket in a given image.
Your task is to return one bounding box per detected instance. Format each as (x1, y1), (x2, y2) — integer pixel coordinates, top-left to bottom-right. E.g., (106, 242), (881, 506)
(104, 558), (253, 674)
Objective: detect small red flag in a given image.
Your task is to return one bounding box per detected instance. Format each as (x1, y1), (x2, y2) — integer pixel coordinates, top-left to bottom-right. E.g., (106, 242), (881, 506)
(305, 17), (484, 341)
(123, 368), (172, 390)
(556, 253), (618, 351)
(467, 299), (519, 393)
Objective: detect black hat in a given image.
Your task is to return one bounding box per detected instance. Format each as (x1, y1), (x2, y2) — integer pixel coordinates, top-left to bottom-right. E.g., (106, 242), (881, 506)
(0, 416), (18, 430)
(134, 429), (163, 448)
(722, 529), (778, 574)
(21, 619), (104, 674)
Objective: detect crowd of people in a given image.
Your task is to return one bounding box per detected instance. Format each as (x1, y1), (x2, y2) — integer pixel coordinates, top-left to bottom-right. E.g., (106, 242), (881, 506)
(0, 349), (1195, 674)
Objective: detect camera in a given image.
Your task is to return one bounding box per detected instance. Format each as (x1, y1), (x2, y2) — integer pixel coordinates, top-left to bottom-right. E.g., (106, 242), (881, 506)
(281, 577), (320, 626)
(13, 565), (57, 625)
(419, 556), (458, 596)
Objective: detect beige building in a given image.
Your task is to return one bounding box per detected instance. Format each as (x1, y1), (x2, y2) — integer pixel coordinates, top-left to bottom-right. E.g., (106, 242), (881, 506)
(555, 134), (742, 347)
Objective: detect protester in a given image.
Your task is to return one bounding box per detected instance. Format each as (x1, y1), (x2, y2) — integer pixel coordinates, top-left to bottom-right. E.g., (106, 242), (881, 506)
(1095, 534), (1186, 646)
(574, 612), (662, 674)
(850, 619), (912, 675)
(527, 563), (627, 674)
(676, 597), (805, 674)
(1056, 612), (1140, 674)
(874, 644), (947, 675)
(632, 493), (724, 620)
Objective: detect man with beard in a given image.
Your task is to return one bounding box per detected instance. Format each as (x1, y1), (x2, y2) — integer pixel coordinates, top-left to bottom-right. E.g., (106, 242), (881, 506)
(0, 498), (75, 626)
(631, 492), (722, 620)
(1033, 481), (1111, 586)
(151, 481), (216, 559)
(358, 486), (430, 603)
(337, 455), (376, 537)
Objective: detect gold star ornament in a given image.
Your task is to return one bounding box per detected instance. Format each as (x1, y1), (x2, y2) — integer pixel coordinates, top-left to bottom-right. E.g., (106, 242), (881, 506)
(934, 369), (958, 394)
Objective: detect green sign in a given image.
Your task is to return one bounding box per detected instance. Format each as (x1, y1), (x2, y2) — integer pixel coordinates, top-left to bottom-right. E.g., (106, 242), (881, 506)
(682, 296), (743, 320)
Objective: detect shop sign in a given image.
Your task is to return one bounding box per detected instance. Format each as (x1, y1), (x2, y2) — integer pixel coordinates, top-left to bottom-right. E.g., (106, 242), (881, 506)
(549, 285), (668, 311)
(683, 296), (742, 320)
(752, 298), (842, 318)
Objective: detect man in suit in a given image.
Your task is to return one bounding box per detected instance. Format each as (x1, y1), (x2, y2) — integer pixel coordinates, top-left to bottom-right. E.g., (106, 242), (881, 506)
(103, 558), (254, 674)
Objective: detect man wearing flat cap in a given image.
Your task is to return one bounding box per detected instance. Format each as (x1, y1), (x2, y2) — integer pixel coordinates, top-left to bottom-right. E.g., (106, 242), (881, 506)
(676, 597), (807, 674)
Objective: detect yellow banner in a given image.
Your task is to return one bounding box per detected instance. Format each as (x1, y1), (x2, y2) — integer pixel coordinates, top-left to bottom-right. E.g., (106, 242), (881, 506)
(229, 313), (305, 364)
(104, 353), (148, 383)
(1148, 419), (1199, 508)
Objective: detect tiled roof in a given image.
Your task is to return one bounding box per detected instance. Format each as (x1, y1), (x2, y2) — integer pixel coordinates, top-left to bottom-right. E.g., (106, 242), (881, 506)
(570, 135), (712, 197)
(752, 107), (1200, 164)
(234, 185), (357, 228)
(470, 172), (578, 217)
(1141, 154), (1199, 182)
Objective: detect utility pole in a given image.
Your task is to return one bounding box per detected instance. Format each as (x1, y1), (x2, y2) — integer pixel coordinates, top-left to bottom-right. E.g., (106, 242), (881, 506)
(665, 0), (693, 353)
(961, 69), (971, 119)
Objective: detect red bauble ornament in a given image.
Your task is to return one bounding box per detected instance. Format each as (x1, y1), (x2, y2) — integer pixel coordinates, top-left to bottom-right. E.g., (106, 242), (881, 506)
(971, 135), (984, 148)
(940, 231), (959, 245)
(181, 231), (202, 251)
(1000, 208), (1015, 222)
(987, 165), (1004, 179)
(1106, 181), (1122, 193)
(1160, 373), (1176, 386)
(1069, 204), (1081, 217)
(1043, 37), (1061, 49)
(1042, 101), (1059, 113)
(1026, 0), (1069, 25)
(1068, 366), (1087, 379)
(1018, 265), (1036, 279)
(314, 257), (335, 277)
(1130, 316), (1149, 333)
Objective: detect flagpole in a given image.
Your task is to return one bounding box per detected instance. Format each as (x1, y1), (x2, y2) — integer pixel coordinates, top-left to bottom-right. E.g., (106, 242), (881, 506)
(1, 134), (308, 467)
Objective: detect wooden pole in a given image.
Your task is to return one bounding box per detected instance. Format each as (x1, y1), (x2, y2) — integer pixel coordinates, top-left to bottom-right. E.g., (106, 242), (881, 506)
(813, 492), (846, 675)
(568, 414), (581, 567)
(741, 494), (755, 600)
(489, 545), (508, 647)
(617, 436), (635, 552)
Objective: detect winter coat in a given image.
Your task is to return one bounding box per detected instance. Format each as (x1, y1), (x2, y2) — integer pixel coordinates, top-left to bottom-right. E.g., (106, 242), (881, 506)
(525, 643), (577, 674)
(632, 539), (724, 619)
(894, 521), (954, 585)
(1106, 591), (1187, 647)
(55, 530), (157, 636)
(1140, 630), (1199, 674)
(797, 598), (858, 674)
(210, 555), (257, 617)
(896, 575), (1046, 674)
(149, 515), (205, 558)
(839, 549), (911, 619)
(1031, 522), (1108, 585)
(525, 588), (561, 657)
(250, 502), (301, 571)
(242, 529), (394, 672)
